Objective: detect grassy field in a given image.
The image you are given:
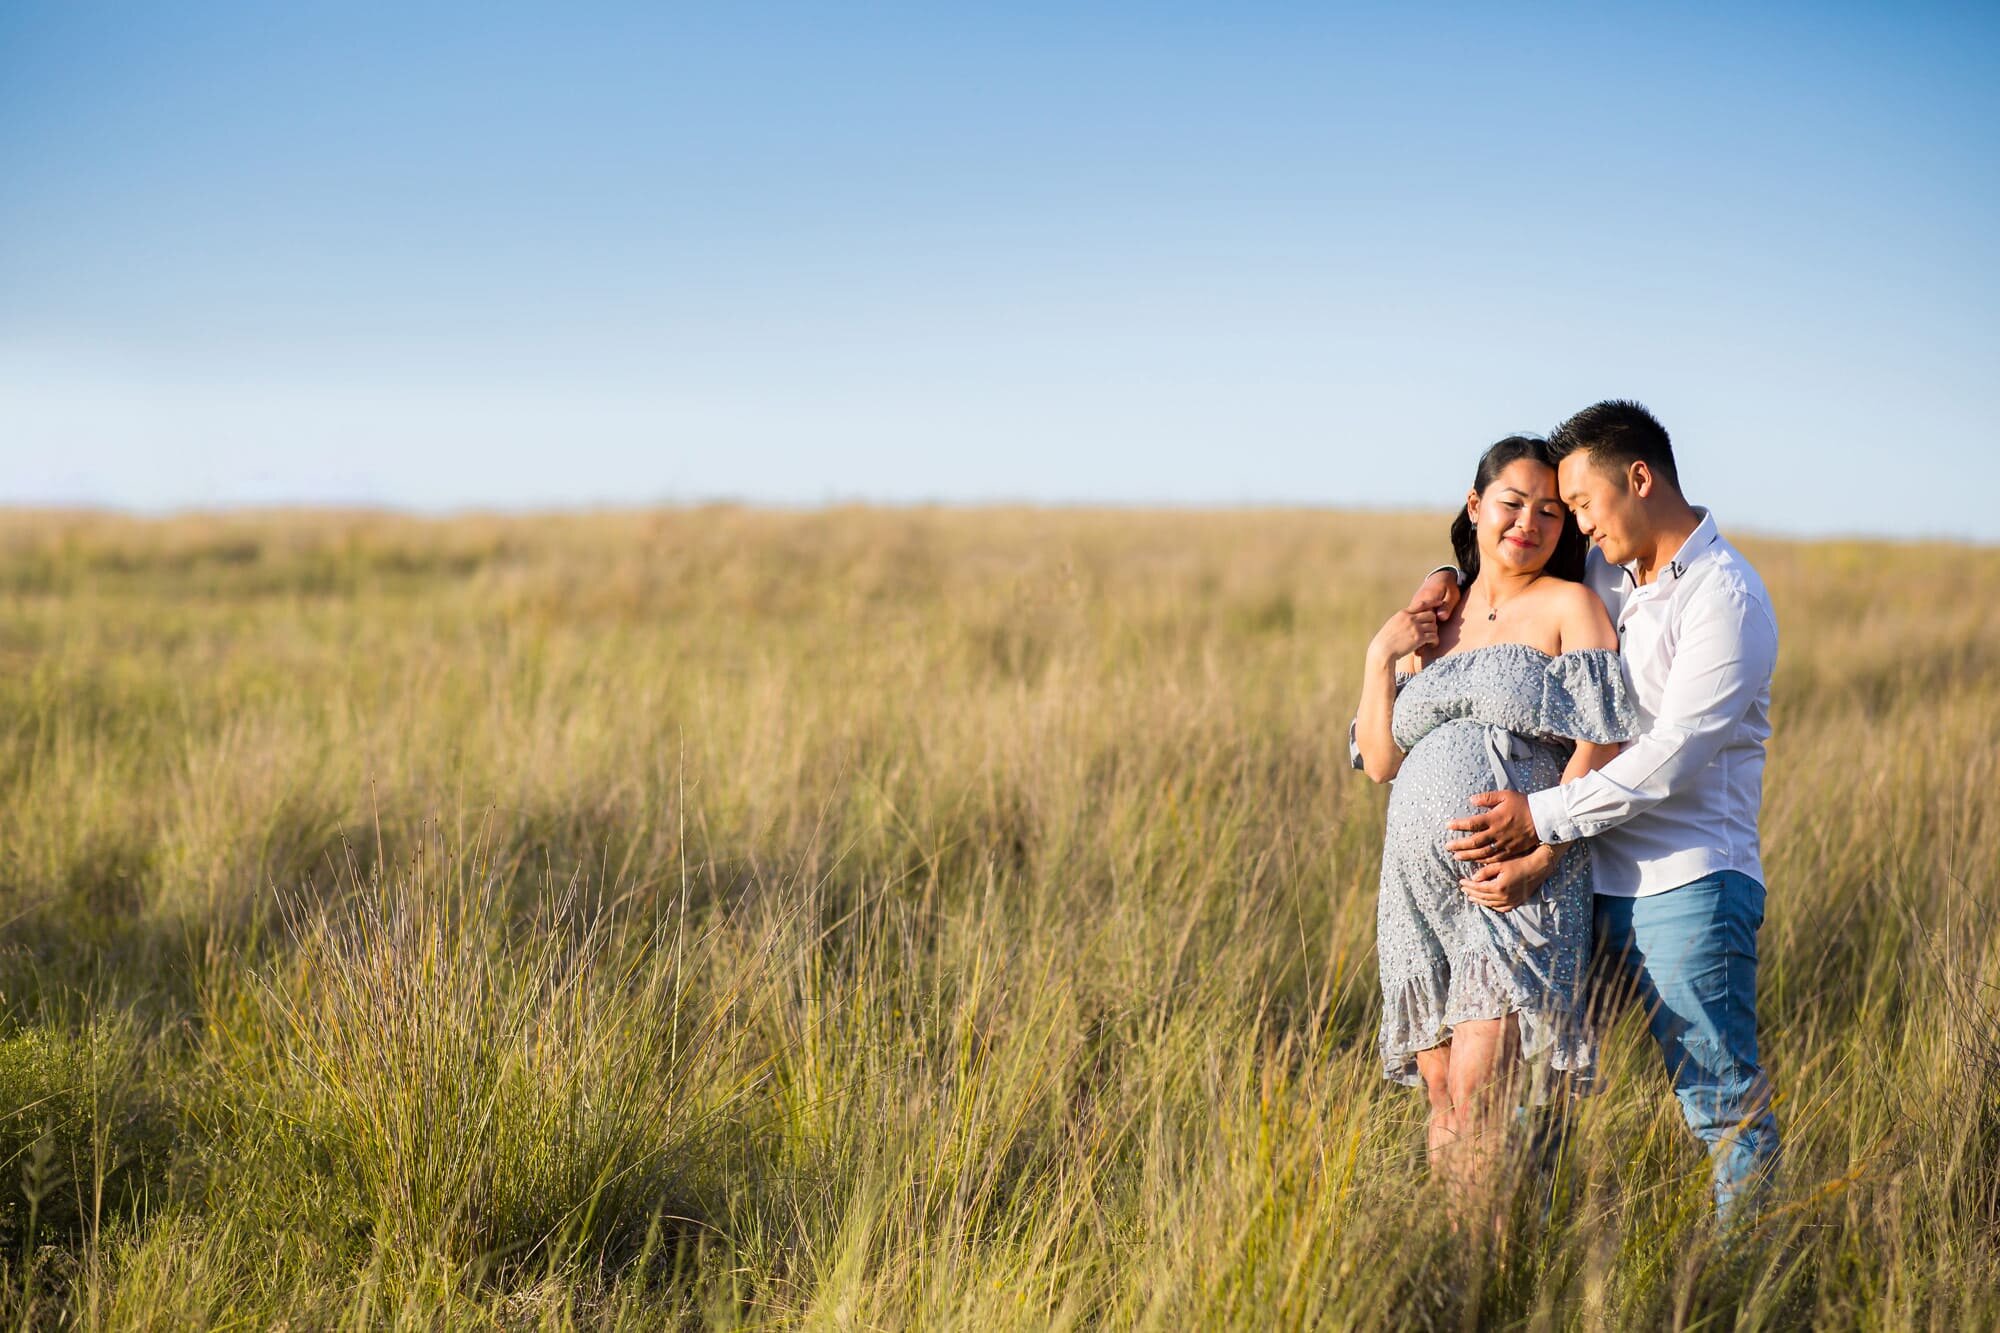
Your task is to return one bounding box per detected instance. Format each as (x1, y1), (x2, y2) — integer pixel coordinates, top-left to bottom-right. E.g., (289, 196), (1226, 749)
(0, 505), (1995, 1329)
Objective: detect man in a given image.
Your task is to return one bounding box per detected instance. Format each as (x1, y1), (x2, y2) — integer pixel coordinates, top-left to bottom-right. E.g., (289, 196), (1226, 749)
(1415, 400), (1780, 1218)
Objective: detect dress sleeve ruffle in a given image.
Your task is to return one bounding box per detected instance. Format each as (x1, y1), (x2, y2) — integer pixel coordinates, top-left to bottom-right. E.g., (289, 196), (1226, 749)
(1537, 648), (1639, 744)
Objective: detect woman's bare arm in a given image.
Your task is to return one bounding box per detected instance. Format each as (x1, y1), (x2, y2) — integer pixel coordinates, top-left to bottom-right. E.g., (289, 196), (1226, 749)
(1557, 583), (1623, 784)
(1355, 607), (1437, 782)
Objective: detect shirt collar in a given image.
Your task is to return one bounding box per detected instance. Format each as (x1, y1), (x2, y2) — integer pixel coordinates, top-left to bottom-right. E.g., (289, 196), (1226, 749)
(1624, 506), (1720, 587)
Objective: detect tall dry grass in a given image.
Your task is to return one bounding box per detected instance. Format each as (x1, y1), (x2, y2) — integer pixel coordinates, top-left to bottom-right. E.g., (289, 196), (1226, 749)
(0, 505), (1994, 1327)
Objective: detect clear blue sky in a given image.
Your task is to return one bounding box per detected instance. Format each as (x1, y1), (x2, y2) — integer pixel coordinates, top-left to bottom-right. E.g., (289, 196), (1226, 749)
(3, 2), (1995, 538)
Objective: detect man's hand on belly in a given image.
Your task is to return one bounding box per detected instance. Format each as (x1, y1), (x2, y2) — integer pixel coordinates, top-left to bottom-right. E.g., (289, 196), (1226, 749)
(1459, 844), (1560, 911)
(1445, 789), (1539, 862)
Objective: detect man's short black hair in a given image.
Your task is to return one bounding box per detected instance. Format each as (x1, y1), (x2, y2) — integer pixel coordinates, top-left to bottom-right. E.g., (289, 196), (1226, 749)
(1548, 400), (1680, 493)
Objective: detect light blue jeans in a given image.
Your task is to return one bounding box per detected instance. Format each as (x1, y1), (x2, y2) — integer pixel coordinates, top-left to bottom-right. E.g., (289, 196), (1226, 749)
(1593, 871), (1780, 1218)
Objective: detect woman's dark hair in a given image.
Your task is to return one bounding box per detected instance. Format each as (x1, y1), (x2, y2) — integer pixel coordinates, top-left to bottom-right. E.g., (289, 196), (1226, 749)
(1449, 435), (1588, 585)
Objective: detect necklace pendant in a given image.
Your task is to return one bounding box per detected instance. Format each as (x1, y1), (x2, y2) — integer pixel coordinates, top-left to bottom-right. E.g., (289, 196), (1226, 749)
(1487, 609), (1498, 621)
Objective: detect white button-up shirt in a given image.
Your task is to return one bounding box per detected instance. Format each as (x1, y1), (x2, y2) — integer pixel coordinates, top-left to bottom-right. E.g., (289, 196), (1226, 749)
(1526, 508), (1778, 898)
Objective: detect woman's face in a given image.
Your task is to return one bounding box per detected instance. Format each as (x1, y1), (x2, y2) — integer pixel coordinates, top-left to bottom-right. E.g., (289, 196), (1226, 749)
(1468, 458), (1567, 575)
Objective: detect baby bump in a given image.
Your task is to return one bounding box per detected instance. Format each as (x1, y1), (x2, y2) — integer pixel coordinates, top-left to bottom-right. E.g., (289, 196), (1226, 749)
(1388, 719), (1567, 828)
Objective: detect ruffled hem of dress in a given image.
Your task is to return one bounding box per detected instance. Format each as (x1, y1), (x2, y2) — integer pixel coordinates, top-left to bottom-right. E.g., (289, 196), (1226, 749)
(1378, 952), (1594, 1102)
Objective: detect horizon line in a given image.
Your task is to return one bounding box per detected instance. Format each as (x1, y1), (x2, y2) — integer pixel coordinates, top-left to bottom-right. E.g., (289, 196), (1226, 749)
(0, 499), (1990, 550)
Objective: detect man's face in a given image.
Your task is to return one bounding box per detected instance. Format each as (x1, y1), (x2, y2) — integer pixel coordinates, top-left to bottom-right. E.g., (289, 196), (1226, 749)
(1558, 451), (1643, 566)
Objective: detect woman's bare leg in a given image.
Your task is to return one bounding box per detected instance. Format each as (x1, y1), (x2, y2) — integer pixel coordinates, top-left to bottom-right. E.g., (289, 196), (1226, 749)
(1442, 1014), (1522, 1202)
(1414, 1045), (1457, 1171)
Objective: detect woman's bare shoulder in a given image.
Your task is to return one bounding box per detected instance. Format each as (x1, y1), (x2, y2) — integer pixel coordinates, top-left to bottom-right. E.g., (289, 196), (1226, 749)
(1542, 578), (1616, 648)
(1538, 578), (1604, 615)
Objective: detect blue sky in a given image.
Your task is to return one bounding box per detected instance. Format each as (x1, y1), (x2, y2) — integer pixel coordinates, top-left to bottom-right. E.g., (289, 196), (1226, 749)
(3, 2), (1995, 538)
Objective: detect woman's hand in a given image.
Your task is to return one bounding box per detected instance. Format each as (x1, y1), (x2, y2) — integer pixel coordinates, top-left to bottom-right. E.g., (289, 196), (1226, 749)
(1370, 606), (1439, 665)
(1411, 568), (1464, 624)
(1458, 844), (1560, 911)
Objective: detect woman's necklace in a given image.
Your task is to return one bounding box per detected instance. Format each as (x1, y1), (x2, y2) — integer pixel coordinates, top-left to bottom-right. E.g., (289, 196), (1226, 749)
(1475, 580), (1527, 621)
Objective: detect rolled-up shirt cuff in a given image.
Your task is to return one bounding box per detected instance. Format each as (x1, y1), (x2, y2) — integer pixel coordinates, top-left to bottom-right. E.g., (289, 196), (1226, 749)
(1428, 564), (1469, 589)
(1528, 784), (1579, 845)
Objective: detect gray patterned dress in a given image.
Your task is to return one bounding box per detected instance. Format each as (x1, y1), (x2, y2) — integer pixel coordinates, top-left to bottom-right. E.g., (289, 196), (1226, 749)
(1355, 644), (1637, 1093)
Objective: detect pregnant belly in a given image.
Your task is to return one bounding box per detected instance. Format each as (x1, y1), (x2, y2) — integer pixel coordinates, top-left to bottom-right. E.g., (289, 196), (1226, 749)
(1387, 720), (1566, 825)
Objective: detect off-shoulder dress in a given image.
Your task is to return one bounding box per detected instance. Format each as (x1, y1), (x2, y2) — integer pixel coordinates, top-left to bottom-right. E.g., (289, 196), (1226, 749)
(1360, 643), (1638, 1093)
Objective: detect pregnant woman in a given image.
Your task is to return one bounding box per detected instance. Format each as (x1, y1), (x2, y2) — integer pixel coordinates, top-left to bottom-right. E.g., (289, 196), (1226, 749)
(1351, 435), (1637, 1197)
